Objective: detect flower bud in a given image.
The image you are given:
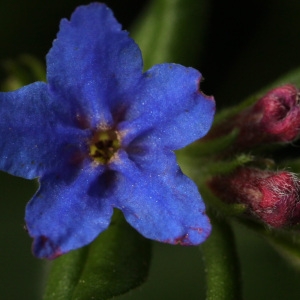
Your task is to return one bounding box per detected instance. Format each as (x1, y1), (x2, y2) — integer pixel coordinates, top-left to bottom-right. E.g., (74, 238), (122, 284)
(206, 84), (300, 150)
(252, 84), (300, 142)
(208, 167), (300, 227)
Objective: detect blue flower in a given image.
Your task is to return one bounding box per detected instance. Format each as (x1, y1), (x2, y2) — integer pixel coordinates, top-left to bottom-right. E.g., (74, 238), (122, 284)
(0, 3), (215, 259)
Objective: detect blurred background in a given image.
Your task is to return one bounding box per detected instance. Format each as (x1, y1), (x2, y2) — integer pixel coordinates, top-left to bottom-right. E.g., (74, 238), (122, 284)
(2, 0), (300, 299)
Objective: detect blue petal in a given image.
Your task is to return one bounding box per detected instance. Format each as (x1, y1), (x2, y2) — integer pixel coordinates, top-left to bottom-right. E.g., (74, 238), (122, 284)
(47, 3), (143, 127)
(0, 82), (88, 179)
(119, 63), (215, 150)
(110, 150), (211, 245)
(25, 164), (113, 259)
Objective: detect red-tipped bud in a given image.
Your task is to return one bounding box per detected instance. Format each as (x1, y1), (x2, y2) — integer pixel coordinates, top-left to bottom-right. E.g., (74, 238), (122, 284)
(206, 85), (300, 150)
(208, 168), (300, 227)
(252, 84), (300, 142)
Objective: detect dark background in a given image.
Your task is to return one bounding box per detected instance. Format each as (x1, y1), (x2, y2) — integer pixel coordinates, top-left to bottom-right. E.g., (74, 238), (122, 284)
(2, 0), (300, 299)
(1, 0), (298, 105)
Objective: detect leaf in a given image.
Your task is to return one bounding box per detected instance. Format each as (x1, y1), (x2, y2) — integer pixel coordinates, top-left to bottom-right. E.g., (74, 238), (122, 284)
(237, 218), (300, 271)
(131, 0), (211, 69)
(43, 210), (152, 300)
(264, 230), (300, 270)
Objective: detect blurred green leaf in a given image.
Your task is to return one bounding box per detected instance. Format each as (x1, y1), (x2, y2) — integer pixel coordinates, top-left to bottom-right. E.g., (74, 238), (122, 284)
(131, 0), (211, 69)
(1, 54), (46, 91)
(43, 210), (152, 300)
(264, 230), (300, 270)
(237, 219), (300, 271)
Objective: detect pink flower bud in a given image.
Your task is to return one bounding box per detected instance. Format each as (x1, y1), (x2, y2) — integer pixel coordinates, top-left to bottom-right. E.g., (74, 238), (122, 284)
(252, 84), (300, 142)
(208, 168), (300, 227)
(205, 85), (300, 150)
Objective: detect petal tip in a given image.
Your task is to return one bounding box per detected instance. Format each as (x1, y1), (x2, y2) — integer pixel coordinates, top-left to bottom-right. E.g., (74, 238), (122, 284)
(162, 222), (212, 246)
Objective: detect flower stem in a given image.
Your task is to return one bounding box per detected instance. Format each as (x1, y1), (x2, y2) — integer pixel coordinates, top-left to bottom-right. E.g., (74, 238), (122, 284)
(201, 214), (241, 300)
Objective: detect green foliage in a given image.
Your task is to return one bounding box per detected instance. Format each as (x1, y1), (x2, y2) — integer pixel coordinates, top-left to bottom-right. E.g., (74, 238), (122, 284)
(43, 211), (151, 300)
(131, 0), (211, 69)
(1, 55), (46, 91)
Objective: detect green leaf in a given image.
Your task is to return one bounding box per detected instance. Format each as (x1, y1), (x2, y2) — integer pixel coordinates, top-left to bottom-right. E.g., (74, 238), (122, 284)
(131, 0), (211, 69)
(238, 219), (300, 271)
(43, 210), (152, 300)
(264, 230), (300, 270)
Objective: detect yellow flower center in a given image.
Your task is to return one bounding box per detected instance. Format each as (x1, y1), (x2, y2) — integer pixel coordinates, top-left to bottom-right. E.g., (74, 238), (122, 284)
(90, 129), (120, 164)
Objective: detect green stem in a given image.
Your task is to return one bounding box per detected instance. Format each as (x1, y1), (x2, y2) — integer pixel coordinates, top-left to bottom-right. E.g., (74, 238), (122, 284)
(201, 215), (241, 300)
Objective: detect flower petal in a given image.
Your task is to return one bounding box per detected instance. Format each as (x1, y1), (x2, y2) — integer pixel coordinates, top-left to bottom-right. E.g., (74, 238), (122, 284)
(0, 82), (88, 179)
(25, 165), (113, 259)
(47, 3), (143, 127)
(119, 63), (215, 149)
(110, 150), (211, 245)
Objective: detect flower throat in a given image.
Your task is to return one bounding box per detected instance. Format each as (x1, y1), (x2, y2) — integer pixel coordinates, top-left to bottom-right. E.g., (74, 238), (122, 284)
(90, 129), (120, 164)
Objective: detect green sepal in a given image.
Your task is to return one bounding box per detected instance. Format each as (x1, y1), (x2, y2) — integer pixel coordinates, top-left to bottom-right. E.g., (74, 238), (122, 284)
(177, 149), (254, 180)
(131, 0), (211, 69)
(43, 210), (152, 300)
(200, 184), (247, 217)
(177, 150), (251, 217)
